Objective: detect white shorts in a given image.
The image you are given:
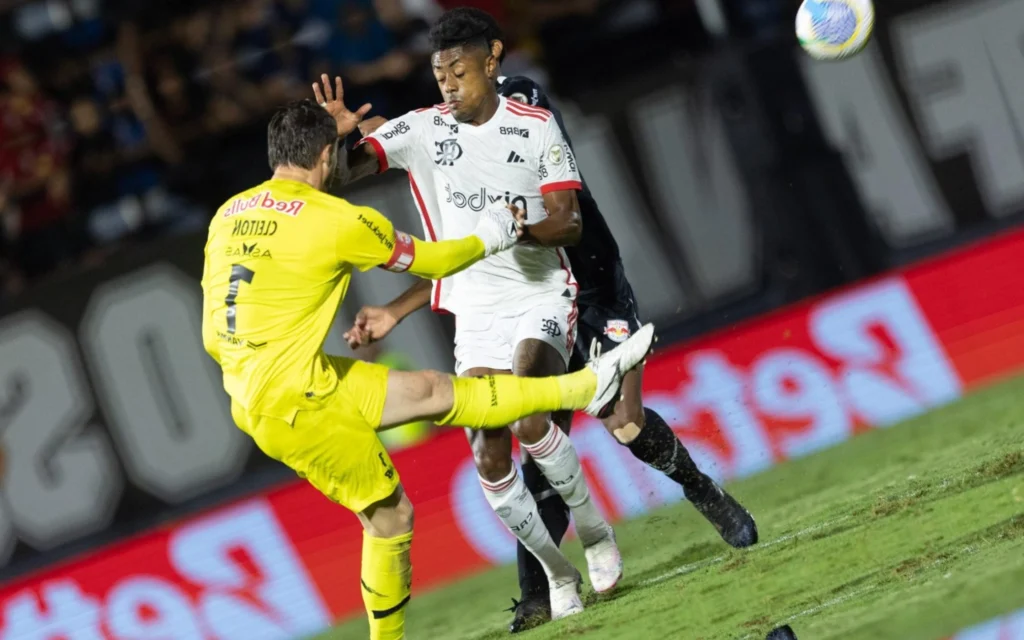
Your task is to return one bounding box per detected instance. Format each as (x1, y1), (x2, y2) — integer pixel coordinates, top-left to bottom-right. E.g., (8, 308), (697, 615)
(453, 300), (578, 376)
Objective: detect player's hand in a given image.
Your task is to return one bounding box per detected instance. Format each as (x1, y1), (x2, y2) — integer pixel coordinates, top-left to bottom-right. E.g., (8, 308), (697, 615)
(312, 74), (372, 137)
(344, 305), (399, 348)
(358, 115), (389, 137)
(474, 204), (525, 256)
(507, 204), (527, 239)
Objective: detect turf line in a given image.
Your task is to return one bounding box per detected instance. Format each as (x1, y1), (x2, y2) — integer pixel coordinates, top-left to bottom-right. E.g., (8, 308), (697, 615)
(731, 512), (992, 639)
(779, 585), (878, 625)
(639, 516), (852, 587)
(735, 585), (880, 640)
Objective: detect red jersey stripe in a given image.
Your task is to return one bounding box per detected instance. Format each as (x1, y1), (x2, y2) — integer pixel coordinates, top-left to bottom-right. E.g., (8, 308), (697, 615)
(508, 100), (552, 118)
(540, 180), (583, 194)
(407, 173), (449, 314)
(505, 103), (549, 122)
(358, 137), (388, 173)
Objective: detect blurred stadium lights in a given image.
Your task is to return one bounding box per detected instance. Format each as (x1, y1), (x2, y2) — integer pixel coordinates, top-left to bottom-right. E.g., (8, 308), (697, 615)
(9, 0), (100, 40)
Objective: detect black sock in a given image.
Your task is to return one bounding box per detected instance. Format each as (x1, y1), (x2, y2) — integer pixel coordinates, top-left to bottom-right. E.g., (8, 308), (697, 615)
(516, 458), (570, 600)
(627, 408), (714, 502)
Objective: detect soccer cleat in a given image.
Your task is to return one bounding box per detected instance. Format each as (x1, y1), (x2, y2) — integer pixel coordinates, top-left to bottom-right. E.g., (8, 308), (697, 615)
(584, 323), (655, 417)
(506, 597), (551, 634)
(692, 480), (759, 548)
(766, 625), (799, 640)
(549, 570), (584, 621)
(583, 525), (623, 593)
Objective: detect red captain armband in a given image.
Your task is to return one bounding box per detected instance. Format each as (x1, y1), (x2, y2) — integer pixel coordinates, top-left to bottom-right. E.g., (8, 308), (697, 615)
(383, 231), (415, 272)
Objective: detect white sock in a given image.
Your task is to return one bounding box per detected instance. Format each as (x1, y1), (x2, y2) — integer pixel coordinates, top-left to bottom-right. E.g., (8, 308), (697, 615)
(522, 424), (610, 547)
(480, 468), (576, 581)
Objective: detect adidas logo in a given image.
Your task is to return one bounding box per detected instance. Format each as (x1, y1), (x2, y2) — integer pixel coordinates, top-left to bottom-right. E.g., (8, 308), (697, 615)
(506, 151), (525, 164)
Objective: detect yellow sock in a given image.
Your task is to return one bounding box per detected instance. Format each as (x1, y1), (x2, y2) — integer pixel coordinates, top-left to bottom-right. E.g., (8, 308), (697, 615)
(361, 530), (413, 640)
(438, 369), (597, 429)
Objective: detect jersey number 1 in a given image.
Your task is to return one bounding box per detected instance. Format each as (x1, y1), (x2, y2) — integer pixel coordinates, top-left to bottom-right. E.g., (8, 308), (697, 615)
(225, 264), (255, 334)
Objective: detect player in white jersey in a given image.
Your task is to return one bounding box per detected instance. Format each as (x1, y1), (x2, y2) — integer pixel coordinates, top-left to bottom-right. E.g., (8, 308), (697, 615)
(361, 98), (581, 344)
(315, 20), (622, 621)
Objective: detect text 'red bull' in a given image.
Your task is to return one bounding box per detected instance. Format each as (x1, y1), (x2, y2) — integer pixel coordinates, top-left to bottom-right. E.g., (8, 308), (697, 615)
(222, 192), (306, 218)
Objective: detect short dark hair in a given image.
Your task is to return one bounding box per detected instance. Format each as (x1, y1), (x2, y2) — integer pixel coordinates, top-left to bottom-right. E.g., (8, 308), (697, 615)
(429, 7), (506, 62)
(267, 99), (337, 171)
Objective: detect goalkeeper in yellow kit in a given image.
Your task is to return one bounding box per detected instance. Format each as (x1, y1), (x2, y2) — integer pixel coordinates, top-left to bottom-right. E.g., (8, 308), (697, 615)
(201, 91), (655, 639)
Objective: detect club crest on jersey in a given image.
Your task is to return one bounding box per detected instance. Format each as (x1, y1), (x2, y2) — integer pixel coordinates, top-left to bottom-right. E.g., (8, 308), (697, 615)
(603, 320), (631, 343)
(547, 144), (564, 165)
(434, 139), (463, 166)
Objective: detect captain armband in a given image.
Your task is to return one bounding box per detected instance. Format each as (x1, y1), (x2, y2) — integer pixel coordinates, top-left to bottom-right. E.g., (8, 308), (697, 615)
(382, 231), (416, 273)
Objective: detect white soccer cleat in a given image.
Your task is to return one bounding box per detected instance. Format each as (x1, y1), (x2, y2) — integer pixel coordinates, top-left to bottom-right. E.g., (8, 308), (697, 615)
(584, 323), (656, 417)
(584, 525), (623, 594)
(549, 570), (584, 621)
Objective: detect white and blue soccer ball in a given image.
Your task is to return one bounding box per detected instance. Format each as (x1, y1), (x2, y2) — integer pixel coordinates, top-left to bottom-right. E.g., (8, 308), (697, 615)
(796, 0), (875, 61)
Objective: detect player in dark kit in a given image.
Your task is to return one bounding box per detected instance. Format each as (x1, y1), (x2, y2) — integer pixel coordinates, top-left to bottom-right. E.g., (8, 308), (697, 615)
(491, 32), (758, 639)
(351, 8), (759, 633)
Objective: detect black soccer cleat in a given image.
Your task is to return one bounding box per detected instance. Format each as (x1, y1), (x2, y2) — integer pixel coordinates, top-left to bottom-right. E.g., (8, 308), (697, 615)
(692, 479), (759, 548)
(767, 625), (798, 639)
(506, 597), (551, 634)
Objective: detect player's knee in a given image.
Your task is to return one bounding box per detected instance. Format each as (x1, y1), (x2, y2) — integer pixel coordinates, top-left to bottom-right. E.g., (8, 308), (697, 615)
(471, 439), (513, 481)
(415, 369), (454, 414)
(374, 499), (414, 538)
(393, 494), (414, 533)
(604, 400), (645, 445)
(361, 490), (414, 538)
(511, 413), (550, 445)
(552, 410), (573, 433)
(513, 340), (565, 378)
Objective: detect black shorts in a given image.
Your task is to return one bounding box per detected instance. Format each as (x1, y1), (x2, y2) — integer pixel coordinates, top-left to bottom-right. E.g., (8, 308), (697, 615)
(568, 260), (643, 372)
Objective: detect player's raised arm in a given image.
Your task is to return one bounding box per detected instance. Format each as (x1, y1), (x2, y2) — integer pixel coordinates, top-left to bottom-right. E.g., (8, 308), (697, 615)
(311, 74), (380, 183)
(522, 118), (584, 247)
(328, 116), (393, 188)
(358, 116), (390, 137)
(313, 75), (424, 185)
(338, 202), (525, 280)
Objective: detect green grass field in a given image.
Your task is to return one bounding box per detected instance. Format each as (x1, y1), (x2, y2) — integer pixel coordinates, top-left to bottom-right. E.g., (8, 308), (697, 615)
(323, 377), (1024, 640)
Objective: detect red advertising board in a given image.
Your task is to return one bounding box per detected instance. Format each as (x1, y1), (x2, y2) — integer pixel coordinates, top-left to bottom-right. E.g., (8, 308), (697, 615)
(3, 230), (1024, 638)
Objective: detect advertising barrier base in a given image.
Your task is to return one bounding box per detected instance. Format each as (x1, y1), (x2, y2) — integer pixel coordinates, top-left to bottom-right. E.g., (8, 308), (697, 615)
(3, 229), (1024, 638)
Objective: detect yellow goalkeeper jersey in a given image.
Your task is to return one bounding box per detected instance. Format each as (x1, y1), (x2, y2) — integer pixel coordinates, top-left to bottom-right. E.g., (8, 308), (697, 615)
(201, 178), (413, 423)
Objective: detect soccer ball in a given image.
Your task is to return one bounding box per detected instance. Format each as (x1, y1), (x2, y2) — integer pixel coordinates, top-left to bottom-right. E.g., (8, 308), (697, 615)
(795, 0), (875, 61)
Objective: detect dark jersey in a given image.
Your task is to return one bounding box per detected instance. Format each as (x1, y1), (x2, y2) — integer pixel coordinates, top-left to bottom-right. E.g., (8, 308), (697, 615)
(497, 75), (622, 305)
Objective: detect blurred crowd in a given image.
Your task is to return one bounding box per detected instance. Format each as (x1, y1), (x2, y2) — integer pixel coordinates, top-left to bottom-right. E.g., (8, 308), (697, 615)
(0, 0), (707, 301)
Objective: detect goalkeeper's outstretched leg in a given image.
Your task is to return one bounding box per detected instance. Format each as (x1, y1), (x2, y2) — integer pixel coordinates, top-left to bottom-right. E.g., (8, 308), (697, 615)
(380, 323), (654, 431)
(353, 323), (654, 639)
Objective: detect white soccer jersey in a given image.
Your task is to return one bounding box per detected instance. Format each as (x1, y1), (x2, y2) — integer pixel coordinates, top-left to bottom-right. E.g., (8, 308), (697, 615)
(361, 96), (582, 315)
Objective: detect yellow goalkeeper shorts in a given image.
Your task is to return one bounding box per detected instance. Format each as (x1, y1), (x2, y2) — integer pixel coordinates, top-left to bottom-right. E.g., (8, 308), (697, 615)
(230, 356), (399, 513)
